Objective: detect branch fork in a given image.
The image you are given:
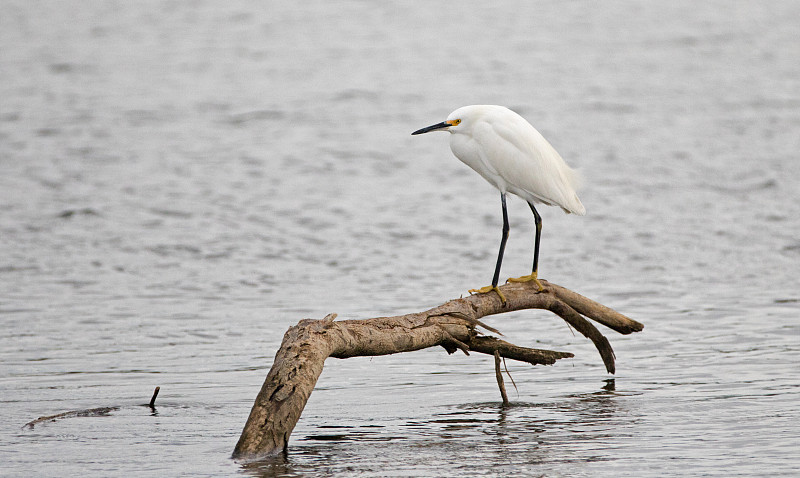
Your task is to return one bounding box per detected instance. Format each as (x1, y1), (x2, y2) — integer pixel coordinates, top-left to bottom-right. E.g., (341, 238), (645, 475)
(233, 280), (643, 458)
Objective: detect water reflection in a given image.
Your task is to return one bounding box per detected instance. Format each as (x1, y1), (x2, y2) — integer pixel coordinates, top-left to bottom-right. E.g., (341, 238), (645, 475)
(240, 379), (638, 477)
(239, 455), (297, 478)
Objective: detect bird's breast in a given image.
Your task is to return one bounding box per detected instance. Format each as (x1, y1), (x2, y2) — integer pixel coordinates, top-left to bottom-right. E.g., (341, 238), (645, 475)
(449, 134), (507, 192)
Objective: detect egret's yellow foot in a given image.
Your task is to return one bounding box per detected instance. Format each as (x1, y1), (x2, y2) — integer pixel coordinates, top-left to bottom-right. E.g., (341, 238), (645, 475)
(468, 285), (507, 305)
(507, 272), (545, 292)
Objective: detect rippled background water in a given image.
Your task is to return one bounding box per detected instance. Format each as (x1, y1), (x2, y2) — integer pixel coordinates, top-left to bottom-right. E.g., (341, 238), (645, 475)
(1, 1), (799, 476)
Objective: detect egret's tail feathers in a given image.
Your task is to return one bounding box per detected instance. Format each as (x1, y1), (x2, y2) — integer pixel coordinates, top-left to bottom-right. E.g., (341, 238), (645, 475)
(563, 167), (585, 215)
(571, 201), (586, 215)
(562, 196), (586, 216)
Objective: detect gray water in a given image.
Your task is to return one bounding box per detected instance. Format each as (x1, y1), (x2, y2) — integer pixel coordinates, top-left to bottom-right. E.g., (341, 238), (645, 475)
(1, 1), (799, 476)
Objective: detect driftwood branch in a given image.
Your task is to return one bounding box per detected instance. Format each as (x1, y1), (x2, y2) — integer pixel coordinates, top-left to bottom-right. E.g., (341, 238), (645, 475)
(233, 280), (643, 459)
(23, 407), (119, 429)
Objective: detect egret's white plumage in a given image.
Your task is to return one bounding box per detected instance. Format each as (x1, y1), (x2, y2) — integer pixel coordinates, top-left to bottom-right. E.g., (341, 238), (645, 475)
(412, 104), (584, 302)
(444, 105), (584, 215)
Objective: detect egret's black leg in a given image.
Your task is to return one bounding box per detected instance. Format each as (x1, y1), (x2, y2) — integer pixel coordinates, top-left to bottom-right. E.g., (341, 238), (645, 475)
(492, 193), (510, 289)
(507, 201), (545, 291)
(529, 202), (542, 276)
(469, 193), (509, 304)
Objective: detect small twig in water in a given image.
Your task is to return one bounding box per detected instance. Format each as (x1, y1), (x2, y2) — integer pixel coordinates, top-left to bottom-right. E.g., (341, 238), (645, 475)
(494, 351), (510, 406)
(502, 356), (519, 396)
(149, 386), (161, 408)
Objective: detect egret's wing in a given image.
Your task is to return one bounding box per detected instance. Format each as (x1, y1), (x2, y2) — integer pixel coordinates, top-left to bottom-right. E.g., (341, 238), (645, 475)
(474, 118), (585, 215)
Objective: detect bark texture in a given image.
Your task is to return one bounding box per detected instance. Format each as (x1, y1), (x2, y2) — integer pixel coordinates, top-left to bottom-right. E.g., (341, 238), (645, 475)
(233, 280), (643, 459)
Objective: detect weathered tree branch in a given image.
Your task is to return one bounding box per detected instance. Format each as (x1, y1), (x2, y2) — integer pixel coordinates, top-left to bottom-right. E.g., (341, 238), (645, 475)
(233, 280), (643, 459)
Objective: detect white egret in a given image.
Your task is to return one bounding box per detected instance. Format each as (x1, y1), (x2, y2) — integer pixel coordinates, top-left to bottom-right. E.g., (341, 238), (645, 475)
(412, 105), (585, 304)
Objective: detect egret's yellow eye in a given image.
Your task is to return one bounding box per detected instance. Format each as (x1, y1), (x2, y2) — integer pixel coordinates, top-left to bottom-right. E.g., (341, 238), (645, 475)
(447, 119), (462, 126)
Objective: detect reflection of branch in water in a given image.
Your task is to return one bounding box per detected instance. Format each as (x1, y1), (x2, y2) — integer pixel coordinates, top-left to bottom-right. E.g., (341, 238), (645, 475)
(560, 378), (639, 429)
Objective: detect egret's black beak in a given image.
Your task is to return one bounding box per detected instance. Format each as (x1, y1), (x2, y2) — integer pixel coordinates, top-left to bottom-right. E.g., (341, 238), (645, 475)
(412, 121), (450, 135)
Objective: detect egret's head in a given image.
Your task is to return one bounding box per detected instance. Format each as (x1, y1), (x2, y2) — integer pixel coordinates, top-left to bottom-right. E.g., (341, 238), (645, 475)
(411, 116), (462, 135)
(411, 106), (495, 135)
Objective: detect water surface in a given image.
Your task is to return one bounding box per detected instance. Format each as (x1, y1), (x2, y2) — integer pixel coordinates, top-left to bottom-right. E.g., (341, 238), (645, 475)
(1, 1), (799, 476)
